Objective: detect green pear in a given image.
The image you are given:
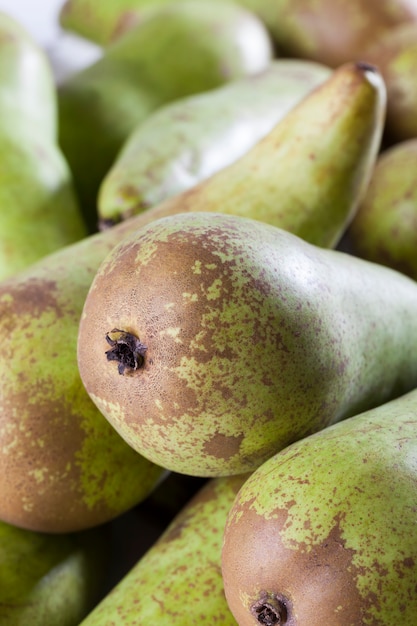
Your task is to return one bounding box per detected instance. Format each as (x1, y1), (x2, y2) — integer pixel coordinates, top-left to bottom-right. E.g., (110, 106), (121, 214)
(98, 58), (332, 227)
(0, 11), (88, 281)
(0, 59), (384, 530)
(0, 11), (56, 140)
(342, 138), (417, 281)
(98, 60), (385, 248)
(77, 210), (417, 477)
(0, 519), (109, 625)
(57, 0), (273, 232)
(80, 474), (249, 625)
(222, 387), (417, 626)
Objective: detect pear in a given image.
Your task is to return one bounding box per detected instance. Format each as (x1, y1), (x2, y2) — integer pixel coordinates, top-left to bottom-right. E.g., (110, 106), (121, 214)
(222, 387), (417, 626)
(80, 473), (249, 625)
(239, 0), (417, 67)
(57, 0), (273, 231)
(98, 60), (386, 248)
(77, 210), (417, 477)
(0, 519), (109, 625)
(0, 59), (384, 530)
(0, 11), (88, 281)
(0, 11), (56, 140)
(342, 138), (417, 281)
(98, 58), (332, 227)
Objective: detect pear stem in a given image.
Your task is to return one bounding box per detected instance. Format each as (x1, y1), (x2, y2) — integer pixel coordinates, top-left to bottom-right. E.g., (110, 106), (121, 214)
(105, 328), (147, 375)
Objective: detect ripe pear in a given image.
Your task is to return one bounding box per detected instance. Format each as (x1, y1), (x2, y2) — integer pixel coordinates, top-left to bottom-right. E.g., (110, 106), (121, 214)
(77, 211), (417, 477)
(0, 59), (385, 530)
(80, 473), (249, 625)
(342, 138), (417, 281)
(0, 519), (109, 625)
(57, 0), (273, 231)
(222, 387), (417, 626)
(240, 0), (417, 67)
(0, 11), (88, 281)
(98, 58), (332, 227)
(98, 60), (386, 248)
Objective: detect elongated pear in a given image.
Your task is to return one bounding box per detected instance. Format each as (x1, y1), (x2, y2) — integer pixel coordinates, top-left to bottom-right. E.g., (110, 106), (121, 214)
(77, 211), (417, 477)
(98, 58), (331, 227)
(0, 12), (88, 281)
(99, 60), (385, 249)
(58, 0), (273, 231)
(0, 59), (385, 530)
(222, 388), (417, 626)
(80, 474), (248, 625)
(0, 520), (108, 625)
(343, 138), (417, 280)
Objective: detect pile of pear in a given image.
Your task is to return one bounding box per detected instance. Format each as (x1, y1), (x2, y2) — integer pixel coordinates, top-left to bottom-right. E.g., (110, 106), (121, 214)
(2, 1), (417, 624)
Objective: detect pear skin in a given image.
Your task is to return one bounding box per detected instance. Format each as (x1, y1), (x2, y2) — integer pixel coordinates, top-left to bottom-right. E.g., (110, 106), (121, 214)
(80, 474), (249, 625)
(363, 22), (417, 142)
(77, 211), (417, 477)
(57, 0), (273, 231)
(98, 58), (332, 226)
(100, 60), (385, 249)
(239, 0), (417, 67)
(0, 11), (56, 140)
(222, 388), (417, 626)
(0, 59), (385, 529)
(0, 12), (88, 280)
(343, 138), (417, 281)
(0, 520), (109, 625)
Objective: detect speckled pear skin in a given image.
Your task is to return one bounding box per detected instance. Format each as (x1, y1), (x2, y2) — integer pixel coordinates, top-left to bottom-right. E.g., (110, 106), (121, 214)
(222, 388), (417, 626)
(77, 211), (417, 477)
(343, 138), (417, 281)
(98, 59), (332, 226)
(0, 222), (166, 534)
(98, 61), (385, 249)
(80, 474), (249, 625)
(0, 519), (109, 625)
(0, 58), (384, 529)
(0, 13), (87, 280)
(57, 0), (273, 232)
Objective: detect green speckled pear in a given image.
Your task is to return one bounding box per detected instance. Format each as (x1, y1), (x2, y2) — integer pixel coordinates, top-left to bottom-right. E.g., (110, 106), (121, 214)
(342, 138), (417, 281)
(98, 58), (331, 227)
(57, 0), (273, 231)
(77, 211), (417, 477)
(0, 59), (385, 529)
(222, 388), (417, 626)
(0, 519), (109, 625)
(80, 474), (249, 625)
(0, 11), (87, 280)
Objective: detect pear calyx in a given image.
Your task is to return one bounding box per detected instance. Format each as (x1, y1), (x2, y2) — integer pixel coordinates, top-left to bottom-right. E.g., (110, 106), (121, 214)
(105, 328), (147, 375)
(251, 592), (292, 625)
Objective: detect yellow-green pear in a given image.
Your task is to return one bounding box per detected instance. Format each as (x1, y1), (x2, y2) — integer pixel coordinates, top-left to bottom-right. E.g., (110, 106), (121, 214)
(77, 211), (417, 477)
(342, 138), (417, 281)
(0, 11), (88, 281)
(222, 387), (417, 625)
(80, 474), (249, 625)
(0, 519), (109, 625)
(0, 59), (384, 530)
(98, 58), (331, 227)
(57, 0), (273, 231)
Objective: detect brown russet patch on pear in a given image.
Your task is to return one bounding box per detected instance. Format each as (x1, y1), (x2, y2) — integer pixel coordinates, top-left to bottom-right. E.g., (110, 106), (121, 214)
(223, 505), (371, 626)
